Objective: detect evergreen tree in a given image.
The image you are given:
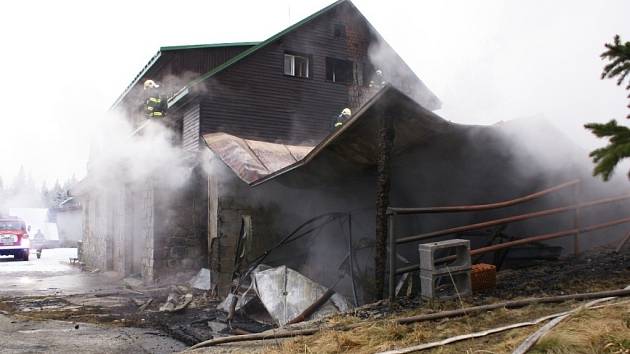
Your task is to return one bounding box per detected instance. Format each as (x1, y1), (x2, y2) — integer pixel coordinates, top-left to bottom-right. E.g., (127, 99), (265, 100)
(585, 35), (630, 180)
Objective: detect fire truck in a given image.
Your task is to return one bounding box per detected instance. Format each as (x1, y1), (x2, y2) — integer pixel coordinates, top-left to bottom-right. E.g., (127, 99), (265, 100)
(0, 217), (30, 261)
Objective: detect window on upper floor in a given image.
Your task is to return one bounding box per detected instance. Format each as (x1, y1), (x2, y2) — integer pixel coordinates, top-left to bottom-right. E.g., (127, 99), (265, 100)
(334, 24), (346, 38)
(326, 57), (354, 84)
(284, 52), (310, 78)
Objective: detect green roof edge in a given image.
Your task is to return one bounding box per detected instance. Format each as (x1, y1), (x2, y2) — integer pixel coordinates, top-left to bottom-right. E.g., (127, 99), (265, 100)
(111, 41), (261, 110)
(110, 51), (161, 110)
(160, 42), (260, 52)
(172, 0), (347, 101)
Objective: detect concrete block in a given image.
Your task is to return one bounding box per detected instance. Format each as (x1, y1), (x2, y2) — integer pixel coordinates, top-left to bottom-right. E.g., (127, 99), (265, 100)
(419, 239), (471, 274)
(419, 269), (471, 300)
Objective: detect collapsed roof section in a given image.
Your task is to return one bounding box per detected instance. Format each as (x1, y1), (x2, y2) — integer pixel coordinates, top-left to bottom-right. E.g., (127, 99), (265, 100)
(203, 85), (460, 186)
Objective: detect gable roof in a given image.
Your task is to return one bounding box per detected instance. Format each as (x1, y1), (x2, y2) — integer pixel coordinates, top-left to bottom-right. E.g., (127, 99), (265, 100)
(111, 42), (259, 110)
(168, 0), (440, 110)
(175, 0), (347, 94)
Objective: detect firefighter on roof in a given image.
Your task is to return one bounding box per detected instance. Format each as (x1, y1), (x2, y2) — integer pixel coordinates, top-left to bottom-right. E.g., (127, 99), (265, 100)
(333, 108), (352, 129)
(143, 79), (166, 118)
(369, 69), (386, 88)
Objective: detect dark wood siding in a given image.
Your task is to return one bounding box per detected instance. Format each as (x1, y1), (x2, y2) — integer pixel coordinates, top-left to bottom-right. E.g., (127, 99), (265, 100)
(119, 45), (254, 117)
(183, 103), (201, 151)
(199, 4), (376, 144)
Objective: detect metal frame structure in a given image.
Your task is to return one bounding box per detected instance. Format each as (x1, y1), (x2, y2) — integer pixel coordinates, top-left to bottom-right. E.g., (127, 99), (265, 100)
(387, 179), (630, 303)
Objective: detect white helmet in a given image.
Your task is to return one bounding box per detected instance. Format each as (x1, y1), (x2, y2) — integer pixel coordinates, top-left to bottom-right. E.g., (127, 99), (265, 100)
(144, 79), (159, 89)
(341, 108), (352, 116)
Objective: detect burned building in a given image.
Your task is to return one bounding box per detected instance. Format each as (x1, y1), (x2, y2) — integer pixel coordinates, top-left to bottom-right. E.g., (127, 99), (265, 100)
(74, 0), (629, 302)
(76, 0), (438, 283)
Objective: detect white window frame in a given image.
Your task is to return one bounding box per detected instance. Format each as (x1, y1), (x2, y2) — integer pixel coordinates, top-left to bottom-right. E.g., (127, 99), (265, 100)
(284, 53), (310, 78)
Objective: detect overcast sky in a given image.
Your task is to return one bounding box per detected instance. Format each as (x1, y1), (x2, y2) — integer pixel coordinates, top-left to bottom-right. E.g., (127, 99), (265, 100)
(0, 0), (628, 186)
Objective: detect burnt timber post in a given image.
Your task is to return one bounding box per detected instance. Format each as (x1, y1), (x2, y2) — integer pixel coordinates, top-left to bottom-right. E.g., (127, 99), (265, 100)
(375, 113), (395, 300)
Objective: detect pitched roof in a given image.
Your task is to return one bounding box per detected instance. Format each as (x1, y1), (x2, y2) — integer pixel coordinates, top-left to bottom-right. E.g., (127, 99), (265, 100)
(112, 0), (347, 110)
(111, 42), (259, 109)
(168, 0), (440, 110)
(178, 0), (347, 93)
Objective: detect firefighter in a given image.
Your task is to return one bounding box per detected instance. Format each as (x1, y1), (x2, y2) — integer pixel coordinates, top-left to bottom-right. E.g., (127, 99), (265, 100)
(369, 69), (386, 88)
(143, 79), (166, 118)
(333, 108), (352, 129)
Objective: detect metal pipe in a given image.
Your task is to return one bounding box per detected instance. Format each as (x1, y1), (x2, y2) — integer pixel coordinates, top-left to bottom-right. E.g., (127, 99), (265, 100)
(470, 215), (630, 256)
(388, 214), (396, 304)
(388, 180), (579, 215)
(395, 255), (457, 275)
(615, 230), (630, 253)
(396, 194), (630, 245)
(393, 215), (630, 275)
(573, 182), (582, 255)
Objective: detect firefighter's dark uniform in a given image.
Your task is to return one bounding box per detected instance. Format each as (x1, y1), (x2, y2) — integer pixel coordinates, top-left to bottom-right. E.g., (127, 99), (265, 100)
(332, 111), (351, 129)
(145, 88), (166, 118)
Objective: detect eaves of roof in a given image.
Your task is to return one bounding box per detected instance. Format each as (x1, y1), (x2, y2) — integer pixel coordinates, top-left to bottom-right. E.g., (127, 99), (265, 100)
(168, 0), (347, 107)
(110, 51), (161, 110)
(110, 42), (260, 110)
(160, 42), (260, 52)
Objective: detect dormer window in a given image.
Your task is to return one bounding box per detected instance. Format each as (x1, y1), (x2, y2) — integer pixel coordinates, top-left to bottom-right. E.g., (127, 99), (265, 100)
(284, 52), (310, 78)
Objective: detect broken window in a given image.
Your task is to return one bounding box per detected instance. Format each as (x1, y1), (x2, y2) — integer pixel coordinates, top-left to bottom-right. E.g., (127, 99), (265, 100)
(283, 52), (310, 78)
(326, 57), (354, 84)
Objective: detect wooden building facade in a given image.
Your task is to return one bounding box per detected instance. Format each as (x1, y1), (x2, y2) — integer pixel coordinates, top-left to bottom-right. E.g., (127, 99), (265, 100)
(79, 0), (441, 285)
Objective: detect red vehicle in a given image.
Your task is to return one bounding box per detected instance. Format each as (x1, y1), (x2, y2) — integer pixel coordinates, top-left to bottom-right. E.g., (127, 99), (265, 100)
(0, 217), (30, 261)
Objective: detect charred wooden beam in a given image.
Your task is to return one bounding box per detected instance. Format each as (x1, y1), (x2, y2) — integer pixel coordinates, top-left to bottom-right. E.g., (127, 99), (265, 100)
(375, 114), (394, 300)
(286, 288), (335, 325)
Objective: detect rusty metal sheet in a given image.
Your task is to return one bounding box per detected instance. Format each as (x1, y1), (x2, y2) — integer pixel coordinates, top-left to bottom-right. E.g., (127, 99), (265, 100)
(245, 139), (302, 172)
(203, 133), (314, 184)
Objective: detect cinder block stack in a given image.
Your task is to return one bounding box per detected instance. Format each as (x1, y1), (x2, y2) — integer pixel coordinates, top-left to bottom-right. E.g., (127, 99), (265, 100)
(418, 239), (472, 299)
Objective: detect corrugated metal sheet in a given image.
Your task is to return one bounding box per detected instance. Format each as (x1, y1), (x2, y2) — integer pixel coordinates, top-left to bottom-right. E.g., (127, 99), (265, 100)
(203, 133), (314, 184)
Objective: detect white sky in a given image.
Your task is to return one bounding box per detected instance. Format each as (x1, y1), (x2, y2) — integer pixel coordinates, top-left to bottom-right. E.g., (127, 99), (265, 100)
(0, 0), (628, 185)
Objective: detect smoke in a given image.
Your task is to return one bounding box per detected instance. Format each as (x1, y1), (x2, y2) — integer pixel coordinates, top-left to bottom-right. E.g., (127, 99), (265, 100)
(88, 110), (192, 189)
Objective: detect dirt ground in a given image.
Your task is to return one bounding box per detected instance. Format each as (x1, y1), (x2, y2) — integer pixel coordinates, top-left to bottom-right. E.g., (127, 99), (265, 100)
(0, 248), (187, 353)
(191, 247), (630, 354)
(1, 247), (629, 353)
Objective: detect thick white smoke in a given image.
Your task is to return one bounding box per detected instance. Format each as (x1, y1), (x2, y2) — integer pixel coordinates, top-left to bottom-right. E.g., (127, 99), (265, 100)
(88, 111), (192, 189)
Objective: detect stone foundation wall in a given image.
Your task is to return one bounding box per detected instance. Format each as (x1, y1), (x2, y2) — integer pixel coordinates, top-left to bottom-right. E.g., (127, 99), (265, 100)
(153, 171), (208, 282)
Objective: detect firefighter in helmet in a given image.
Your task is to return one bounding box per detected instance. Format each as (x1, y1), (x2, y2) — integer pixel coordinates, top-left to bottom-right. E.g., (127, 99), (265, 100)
(369, 69), (386, 89)
(333, 108), (352, 129)
(144, 79), (166, 118)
